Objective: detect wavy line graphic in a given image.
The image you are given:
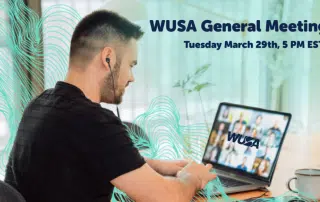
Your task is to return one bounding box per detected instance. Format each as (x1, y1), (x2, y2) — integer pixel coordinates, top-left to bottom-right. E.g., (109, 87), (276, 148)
(0, 1), (317, 201)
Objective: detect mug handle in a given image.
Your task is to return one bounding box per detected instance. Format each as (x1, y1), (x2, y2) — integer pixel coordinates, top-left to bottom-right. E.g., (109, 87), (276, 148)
(287, 177), (298, 193)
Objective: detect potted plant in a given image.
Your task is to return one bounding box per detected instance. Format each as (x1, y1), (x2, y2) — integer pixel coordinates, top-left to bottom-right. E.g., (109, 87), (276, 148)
(173, 64), (214, 154)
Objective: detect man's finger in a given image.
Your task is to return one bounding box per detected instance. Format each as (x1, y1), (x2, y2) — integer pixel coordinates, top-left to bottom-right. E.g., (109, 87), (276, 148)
(205, 163), (213, 170)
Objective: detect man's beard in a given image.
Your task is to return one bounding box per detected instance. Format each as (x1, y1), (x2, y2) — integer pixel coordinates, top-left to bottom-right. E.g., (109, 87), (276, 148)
(100, 60), (123, 104)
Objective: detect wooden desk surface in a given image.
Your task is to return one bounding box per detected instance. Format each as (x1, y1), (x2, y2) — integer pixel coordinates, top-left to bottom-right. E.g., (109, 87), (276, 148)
(198, 134), (320, 201)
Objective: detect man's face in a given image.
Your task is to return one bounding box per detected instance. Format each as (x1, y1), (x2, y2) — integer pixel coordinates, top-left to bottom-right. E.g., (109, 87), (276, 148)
(101, 39), (137, 104)
(256, 116), (262, 125)
(259, 160), (266, 171)
(223, 109), (229, 117)
(219, 123), (225, 131)
(243, 157), (247, 164)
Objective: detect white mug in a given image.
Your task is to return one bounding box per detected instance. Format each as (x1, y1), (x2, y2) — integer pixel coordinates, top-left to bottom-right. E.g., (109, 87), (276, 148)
(287, 169), (320, 200)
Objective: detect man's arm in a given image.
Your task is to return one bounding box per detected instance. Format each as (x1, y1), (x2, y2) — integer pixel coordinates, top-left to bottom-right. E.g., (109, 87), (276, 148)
(144, 157), (157, 171)
(79, 120), (215, 201)
(111, 163), (196, 202)
(144, 157), (188, 176)
(111, 161), (213, 202)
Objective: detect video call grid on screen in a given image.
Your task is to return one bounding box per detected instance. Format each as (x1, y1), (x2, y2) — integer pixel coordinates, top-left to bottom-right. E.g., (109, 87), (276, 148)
(203, 103), (290, 179)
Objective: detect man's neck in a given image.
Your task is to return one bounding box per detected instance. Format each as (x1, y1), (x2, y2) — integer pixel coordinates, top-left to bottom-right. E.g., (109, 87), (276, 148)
(64, 68), (101, 104)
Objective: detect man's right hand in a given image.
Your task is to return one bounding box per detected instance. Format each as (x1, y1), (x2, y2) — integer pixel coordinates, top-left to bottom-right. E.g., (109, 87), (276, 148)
(176, 161), (216, 190)
(111, 161), (216, 202)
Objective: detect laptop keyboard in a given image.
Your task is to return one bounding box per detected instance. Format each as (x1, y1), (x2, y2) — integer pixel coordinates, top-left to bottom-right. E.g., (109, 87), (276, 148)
(218, 176), (250, 187)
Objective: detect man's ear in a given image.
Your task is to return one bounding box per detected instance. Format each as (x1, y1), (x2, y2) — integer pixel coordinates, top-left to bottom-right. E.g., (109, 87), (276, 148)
(101, 46), (117, 71)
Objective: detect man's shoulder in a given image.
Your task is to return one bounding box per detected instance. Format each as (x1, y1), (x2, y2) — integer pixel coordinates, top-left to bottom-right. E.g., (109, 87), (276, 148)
(88, 107), (121, 125)
(21, 89), (53, 114)
(73, 103), (123, 131)
(25, 88), (119, 124)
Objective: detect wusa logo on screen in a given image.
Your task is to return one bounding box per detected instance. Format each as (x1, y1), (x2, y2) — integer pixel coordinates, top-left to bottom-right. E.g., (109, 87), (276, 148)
(227, 132), (260, 149)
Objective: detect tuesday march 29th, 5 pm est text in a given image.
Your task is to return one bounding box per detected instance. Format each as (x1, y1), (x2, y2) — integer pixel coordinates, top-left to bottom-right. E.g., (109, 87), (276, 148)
(183, 40), (320, 50)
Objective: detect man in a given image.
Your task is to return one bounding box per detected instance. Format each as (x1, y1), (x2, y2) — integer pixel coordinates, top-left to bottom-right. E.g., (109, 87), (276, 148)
(236, 156), (248, 171)
(269, 120), (282, 135)
(208, 122), (225, 146)
(255, 159), (270, 177)
(204, 122), (225, 161)
(268, 120), (282, 146)
(4, 10), (216, 202)
(231, 112), (247, 134)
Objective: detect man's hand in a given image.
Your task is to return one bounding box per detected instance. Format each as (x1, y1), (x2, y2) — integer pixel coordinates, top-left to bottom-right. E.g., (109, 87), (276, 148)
(145, 158), (188, 176)
(177, 161), (216, 190)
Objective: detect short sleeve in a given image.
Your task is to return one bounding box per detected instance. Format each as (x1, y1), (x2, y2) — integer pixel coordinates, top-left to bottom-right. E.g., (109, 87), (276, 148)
(73, 117), (146, 183)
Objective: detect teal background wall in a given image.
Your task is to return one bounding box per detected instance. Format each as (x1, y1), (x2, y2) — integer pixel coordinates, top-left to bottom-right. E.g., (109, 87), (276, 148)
(40, 0), (319, 136)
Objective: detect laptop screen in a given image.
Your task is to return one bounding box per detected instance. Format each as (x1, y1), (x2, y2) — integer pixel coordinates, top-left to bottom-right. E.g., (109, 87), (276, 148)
(202, 103), (291, 181)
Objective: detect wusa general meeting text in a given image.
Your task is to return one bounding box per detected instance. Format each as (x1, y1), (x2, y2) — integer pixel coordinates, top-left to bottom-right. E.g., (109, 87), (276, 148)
(150, 20), (320, 34)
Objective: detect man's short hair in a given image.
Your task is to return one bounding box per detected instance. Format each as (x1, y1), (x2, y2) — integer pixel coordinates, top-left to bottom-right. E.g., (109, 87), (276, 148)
(69, 10), (144, 65)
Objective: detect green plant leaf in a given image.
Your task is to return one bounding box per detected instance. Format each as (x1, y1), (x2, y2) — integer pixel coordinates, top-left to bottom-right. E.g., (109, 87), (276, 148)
(193, 64), (211, 78)
(183, 88), (193, 94)
(181, 80), (186, 88)
(173, 80), (181, 87)
(193, 82), (213, 92)
(185, 75), (193, 86)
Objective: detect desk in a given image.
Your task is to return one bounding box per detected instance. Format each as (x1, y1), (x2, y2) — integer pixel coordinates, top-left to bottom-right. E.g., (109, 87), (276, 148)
(199, 134), (320, 201)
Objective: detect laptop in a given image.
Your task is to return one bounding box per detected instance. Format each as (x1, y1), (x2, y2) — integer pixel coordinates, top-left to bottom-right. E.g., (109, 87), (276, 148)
(202, 102), (291, 194)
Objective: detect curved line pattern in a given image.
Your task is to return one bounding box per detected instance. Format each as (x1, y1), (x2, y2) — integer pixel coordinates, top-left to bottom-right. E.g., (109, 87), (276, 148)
(0, 1), (316, 201)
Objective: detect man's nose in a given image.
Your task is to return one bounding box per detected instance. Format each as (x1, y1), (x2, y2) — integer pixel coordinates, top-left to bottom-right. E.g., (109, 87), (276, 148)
(129, 73), (135, 82)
